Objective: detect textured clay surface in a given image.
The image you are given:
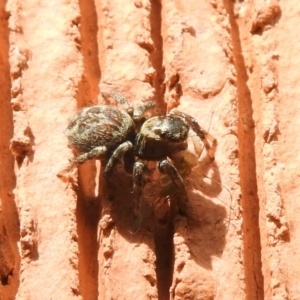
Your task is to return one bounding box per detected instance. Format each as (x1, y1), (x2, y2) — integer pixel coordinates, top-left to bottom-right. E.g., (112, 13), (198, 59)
(0, 0), (298, 299)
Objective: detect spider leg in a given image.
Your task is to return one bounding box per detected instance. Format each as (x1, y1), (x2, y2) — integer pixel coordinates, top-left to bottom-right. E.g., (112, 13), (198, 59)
(102, 91), (156, 122)
(103, 141), (134, 177)
(132, 101), (156, 122)
(132, 161), (145, 217)
(102, 91), (133, 114)
(66, 145), (108, 171)
(157, 159), (188, 215)
(168, 110), (217, 159)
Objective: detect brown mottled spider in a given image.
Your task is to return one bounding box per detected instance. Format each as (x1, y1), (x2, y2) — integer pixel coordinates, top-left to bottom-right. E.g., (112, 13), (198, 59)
(65, 92), (216, 217)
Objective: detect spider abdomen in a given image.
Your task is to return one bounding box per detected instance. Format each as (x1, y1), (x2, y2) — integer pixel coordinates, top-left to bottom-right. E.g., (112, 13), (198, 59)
(66, 105), (135, 154)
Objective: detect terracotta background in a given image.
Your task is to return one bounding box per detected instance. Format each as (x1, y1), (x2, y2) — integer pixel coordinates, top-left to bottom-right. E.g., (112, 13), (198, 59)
(0, 0), (299, 299)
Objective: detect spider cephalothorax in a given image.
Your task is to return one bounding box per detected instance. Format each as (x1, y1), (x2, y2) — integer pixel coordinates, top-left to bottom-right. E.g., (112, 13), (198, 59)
(65, 91), (216, 218)
(134, 116), (189, 160)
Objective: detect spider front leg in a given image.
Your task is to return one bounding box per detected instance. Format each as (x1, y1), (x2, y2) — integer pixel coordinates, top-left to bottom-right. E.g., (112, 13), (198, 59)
(157, 159), (188, 215)
(168, 110), (217, 159)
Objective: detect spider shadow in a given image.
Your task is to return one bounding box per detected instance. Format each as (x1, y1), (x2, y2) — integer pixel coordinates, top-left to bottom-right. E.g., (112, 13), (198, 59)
(182, 156), (229, 270)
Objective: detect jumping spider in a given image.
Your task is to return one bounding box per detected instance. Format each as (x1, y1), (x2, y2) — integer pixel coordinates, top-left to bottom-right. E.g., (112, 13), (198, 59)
(65, 91), (216, 217)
